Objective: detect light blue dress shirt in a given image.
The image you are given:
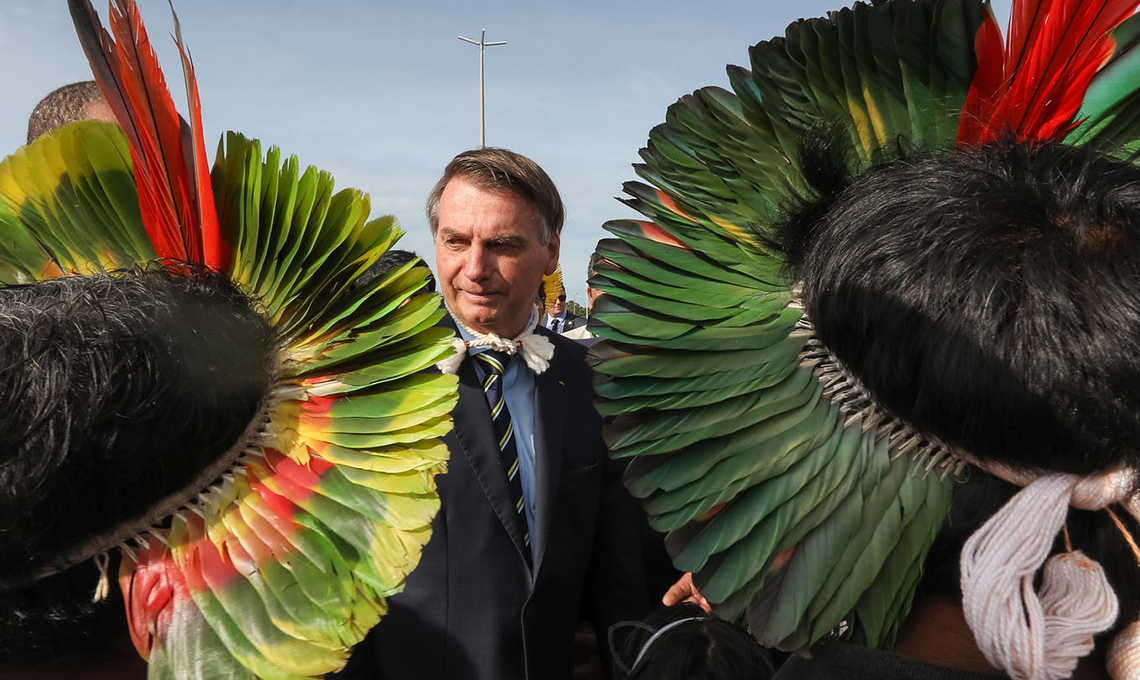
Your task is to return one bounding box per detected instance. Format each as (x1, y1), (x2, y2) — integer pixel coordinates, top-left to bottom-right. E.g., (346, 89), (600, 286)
(458, 317), (539, 559)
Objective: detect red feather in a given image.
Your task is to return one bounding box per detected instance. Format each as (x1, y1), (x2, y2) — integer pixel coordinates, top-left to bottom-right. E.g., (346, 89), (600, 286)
(958, 0), (1140, 146)
(119, 535), (180, 660)
(170, 5), (227, 269)
(68, 0), (225, 267)
(957, 8), (1004, 144)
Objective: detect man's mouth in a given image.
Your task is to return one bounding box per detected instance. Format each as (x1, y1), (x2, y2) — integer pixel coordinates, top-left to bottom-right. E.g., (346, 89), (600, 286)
(461, 289), (500, 302)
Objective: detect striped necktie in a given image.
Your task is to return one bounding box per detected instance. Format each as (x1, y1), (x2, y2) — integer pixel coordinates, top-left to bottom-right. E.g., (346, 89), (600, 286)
(473, 350), (531, 559)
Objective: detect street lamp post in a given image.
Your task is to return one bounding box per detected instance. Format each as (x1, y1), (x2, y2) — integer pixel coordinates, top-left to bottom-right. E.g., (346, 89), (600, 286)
(458, 29), (506, 148)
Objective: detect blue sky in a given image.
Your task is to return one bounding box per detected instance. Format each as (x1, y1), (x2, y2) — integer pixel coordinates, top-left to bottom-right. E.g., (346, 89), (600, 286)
(0, 0), (1008, 303)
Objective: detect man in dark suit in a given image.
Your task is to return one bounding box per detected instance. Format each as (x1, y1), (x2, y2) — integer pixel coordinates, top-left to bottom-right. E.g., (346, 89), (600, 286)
(543, 286), (583, 335)
(337, 148), (646, 680)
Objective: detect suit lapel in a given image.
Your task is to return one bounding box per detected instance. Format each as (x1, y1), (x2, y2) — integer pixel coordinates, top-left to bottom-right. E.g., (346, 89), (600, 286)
(531, 336), (564, 575)
(451, 359), (532, 563)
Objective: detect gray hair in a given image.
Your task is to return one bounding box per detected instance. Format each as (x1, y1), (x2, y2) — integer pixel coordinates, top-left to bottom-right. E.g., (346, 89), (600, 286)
(426, 147), (564, 245)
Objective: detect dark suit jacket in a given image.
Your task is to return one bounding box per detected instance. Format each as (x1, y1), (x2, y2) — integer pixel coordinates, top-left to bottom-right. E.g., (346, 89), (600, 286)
(544, 312), (583, 334)
(559, 312), (583, 333)
(336, 328), (646, 680)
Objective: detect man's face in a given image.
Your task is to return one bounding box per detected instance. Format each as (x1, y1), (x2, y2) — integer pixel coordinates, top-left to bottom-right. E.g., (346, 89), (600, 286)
(551, 288), (566, 316)
(435, 176), (559, 337)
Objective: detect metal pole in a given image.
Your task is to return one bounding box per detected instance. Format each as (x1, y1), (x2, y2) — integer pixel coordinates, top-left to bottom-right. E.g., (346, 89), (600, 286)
(479, 29), (485, 147)
(458, 30), (506, 147)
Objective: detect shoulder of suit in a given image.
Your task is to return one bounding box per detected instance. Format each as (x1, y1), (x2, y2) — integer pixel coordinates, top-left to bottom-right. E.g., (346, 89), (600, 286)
(560, 325), (594, 341)
(536, 325), (588, 364)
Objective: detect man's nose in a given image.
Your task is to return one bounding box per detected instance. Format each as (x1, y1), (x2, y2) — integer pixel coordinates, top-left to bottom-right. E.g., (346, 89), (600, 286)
(463, 244), (492, 280)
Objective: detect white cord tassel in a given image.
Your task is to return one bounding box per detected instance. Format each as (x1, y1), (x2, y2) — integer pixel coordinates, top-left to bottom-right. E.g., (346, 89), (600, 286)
(436, 338), (468, 375)
(92, 552), (111, 603)
(1038, 551), (1118, 677)
(517, 333), (554, 374)
(960, 474), (1120, 680)
(437, 310), (554, 375)
(1108, 620), (1140, 680)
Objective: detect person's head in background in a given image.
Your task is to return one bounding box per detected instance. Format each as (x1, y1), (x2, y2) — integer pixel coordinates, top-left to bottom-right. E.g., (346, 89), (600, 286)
(611, 604), (774, 680)
(586, 251), (607, 311)
(26, 81), (116, 145)
(551, 286), (566, 317)
(347, 249), (435, 296)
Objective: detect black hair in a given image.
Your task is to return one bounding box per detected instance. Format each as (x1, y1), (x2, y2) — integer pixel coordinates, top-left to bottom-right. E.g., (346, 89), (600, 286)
(0, 266), (273, 662)
(347, 249), (435, 294)
(588, 251), (603, 278)
(781, 133), (1140, 647)
(784, 138), (1140, 476)
(611, 604), (774, 680)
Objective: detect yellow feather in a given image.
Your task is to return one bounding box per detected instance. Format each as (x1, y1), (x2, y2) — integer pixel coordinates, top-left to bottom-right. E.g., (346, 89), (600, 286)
(541, 264), (563, 315)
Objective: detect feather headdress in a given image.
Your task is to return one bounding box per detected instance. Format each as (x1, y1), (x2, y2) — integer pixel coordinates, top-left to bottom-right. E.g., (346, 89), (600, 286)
(541, 264), (564, 316)
(0, 1), (456, 677)
(588, 1), (1140, 678)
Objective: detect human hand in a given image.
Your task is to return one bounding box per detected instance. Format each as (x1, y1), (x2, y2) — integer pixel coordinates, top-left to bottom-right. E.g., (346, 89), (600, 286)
(662, 572), (711, 612)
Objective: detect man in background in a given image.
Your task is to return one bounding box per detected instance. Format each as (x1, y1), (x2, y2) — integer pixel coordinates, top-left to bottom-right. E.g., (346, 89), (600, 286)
(561, 252), (604, 344)
(544, 284), (583, 335)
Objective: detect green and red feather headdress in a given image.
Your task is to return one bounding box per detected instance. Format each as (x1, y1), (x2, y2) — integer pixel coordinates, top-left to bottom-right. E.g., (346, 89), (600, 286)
(0, 1), (457, 677)
(589, 0), (1140, 677)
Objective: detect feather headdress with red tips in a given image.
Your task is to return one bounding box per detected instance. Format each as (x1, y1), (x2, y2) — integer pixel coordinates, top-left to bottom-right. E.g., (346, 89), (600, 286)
(587, 0), (1140, 679)
(0, 1), (456, 678)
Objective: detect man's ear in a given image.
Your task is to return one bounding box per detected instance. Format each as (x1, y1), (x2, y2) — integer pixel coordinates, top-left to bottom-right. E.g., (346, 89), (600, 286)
(544, 231), (561, 275)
